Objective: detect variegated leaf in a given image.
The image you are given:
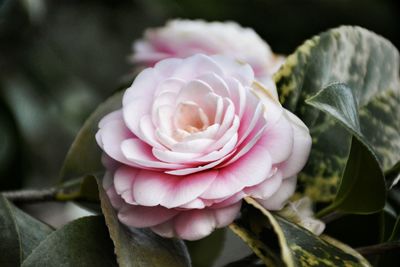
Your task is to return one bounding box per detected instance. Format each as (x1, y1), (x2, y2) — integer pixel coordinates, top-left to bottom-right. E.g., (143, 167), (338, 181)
(274, 26), (400, 201)
(230, 198), (371, 267)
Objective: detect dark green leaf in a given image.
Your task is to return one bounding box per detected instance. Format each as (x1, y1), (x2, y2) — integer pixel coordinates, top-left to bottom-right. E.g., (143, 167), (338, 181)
(274, 26), (400, 202)
(60, 91), (123, 182)
(186, 228), (225, 267)
(0, 195), (53, 266)
(230, 198), (371, 267)
(223, 254), (264, 267)
(21, 216), (117, 267)
(386, 161), (400, 189)
(306, 83), (386, 214)
(388, 216), (400, 242)
(96, 176), (192, 267)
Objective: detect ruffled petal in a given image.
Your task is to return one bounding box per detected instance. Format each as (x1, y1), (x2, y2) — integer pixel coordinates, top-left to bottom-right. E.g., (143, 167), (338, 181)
(279, 111), (312, 178)
(118, 205), (179, 228)
(132, 169), (217, 208)
(257, 176), (297, 210)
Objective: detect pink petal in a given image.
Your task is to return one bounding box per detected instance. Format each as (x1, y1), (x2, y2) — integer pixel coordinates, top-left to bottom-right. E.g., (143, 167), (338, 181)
(121, 138), (186, 169)
(211, 55), (254, 86)
(174, 209), (216, 240)
(244, 170), (283, 199)
(208, 116), (240, 151)
(196, 133), (238, 162)
(237, 93), (264, 145)
(220, 124), (266, 167)
(279, 111), (312, 178)
(151, 220), (176, 238)
(199, 171), (244, 200)
(201, 142), (272, 199)
(215, 98), (235, 138)
(176, 80), (213, 115)
(118, 205), (179, 228)
(138, 115), (165, 149)
(163, 171), (218, 208)
(171, 138), (215, 154)
(132, 169), (217, 208)
(153, 58), (184, 78)
(165, 155), (228, 176)
(257, 176), (297, 210)
(105, 186), (124, 209)
(254, 77), (279, 101)
(198, 73), (230, 97)
(152, 148), (201, 164)
(226, 77), (246, 118)
(114, 166), (139, 204)
(172, 54), (224, 81)
(213, 202), (242, 227)
(123, 68), (160, 105)
(96, 119), (138, 167)
(98, 110), (123, 128)
(174, 202), (241, 240)
(256, 114), (294, 164)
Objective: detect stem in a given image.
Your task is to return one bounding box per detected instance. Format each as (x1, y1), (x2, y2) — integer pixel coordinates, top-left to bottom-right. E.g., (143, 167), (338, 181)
(2, 188), (59, 203)
(320, 210), (345, 223)
(356, 241), (400, 255)
(1, 176), (90, 203)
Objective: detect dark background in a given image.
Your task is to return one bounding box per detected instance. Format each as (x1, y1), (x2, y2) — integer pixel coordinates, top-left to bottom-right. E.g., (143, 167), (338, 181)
(1, 0), (399, 190)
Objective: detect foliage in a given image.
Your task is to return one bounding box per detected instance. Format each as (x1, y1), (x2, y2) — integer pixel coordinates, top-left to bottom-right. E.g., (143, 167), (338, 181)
(1, 2), (400, 265)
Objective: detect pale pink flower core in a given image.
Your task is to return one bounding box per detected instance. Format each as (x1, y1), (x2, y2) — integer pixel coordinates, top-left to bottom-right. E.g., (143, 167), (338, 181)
(132, 19), (285, 99)
(96, 54), (311, 240)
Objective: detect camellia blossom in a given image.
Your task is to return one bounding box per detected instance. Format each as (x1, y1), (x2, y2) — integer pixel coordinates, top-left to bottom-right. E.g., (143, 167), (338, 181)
(132, 19), (284, 99)
(96, 54), (311, 240)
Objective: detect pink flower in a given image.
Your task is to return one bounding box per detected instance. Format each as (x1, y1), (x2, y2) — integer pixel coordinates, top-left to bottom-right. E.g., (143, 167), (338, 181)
(132, 19), (284, 99)
(96, 54), (311, 240)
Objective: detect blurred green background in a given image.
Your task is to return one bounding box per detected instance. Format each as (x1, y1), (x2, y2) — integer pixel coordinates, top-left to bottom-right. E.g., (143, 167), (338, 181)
(1, 0), (399, 190)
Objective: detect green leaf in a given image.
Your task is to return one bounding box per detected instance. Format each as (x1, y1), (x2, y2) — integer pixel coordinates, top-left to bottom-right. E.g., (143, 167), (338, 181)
(21, 216), (118, 267)
(223, 254), (264, 267)
(0, 195), (53, 266)
(96, 176), (192, 267)
(386, 161), (400, 189)
(274, 26), (400, 202)
(230, 198), (371, 267)
(306, 83), (386, 214)
(186, 228), (225, 267)
(60, 91), (123, 182)
(388, 215), (400, 241)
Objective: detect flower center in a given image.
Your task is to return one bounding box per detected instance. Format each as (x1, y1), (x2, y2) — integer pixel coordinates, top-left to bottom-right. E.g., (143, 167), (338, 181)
(173, 101), (210, 139)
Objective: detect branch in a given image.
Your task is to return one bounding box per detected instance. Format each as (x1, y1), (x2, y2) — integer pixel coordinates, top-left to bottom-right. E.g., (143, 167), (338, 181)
(2, 188), (59, 203)
(356, 241), (400, 255)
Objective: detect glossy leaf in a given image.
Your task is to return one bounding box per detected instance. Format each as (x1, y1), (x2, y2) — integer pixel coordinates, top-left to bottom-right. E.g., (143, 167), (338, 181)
(230, 198), (371, 267)
(274, 26), (400, 202)
(223, 254), (264, 267)
(60, 91), (123, 182)
(0, 195), (53, 266)
(307, 83), (385, 214)
(21, 216), (118, 267)
(96, 176), (192, 267)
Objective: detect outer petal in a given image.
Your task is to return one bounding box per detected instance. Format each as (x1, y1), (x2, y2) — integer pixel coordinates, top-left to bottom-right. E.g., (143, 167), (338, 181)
(132, 169), (217, 208)
(256, 114), (294, 164)
(244, 170), (283, 199)
(96, 118), (138, 167)
(118, 205), (179, 228)
(211, 55), (254, 86)
(257, 176), (297, 210)
(173, 202), (241, 240)
(201, 139), (272, 199)
(279, 111), (312, 178)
